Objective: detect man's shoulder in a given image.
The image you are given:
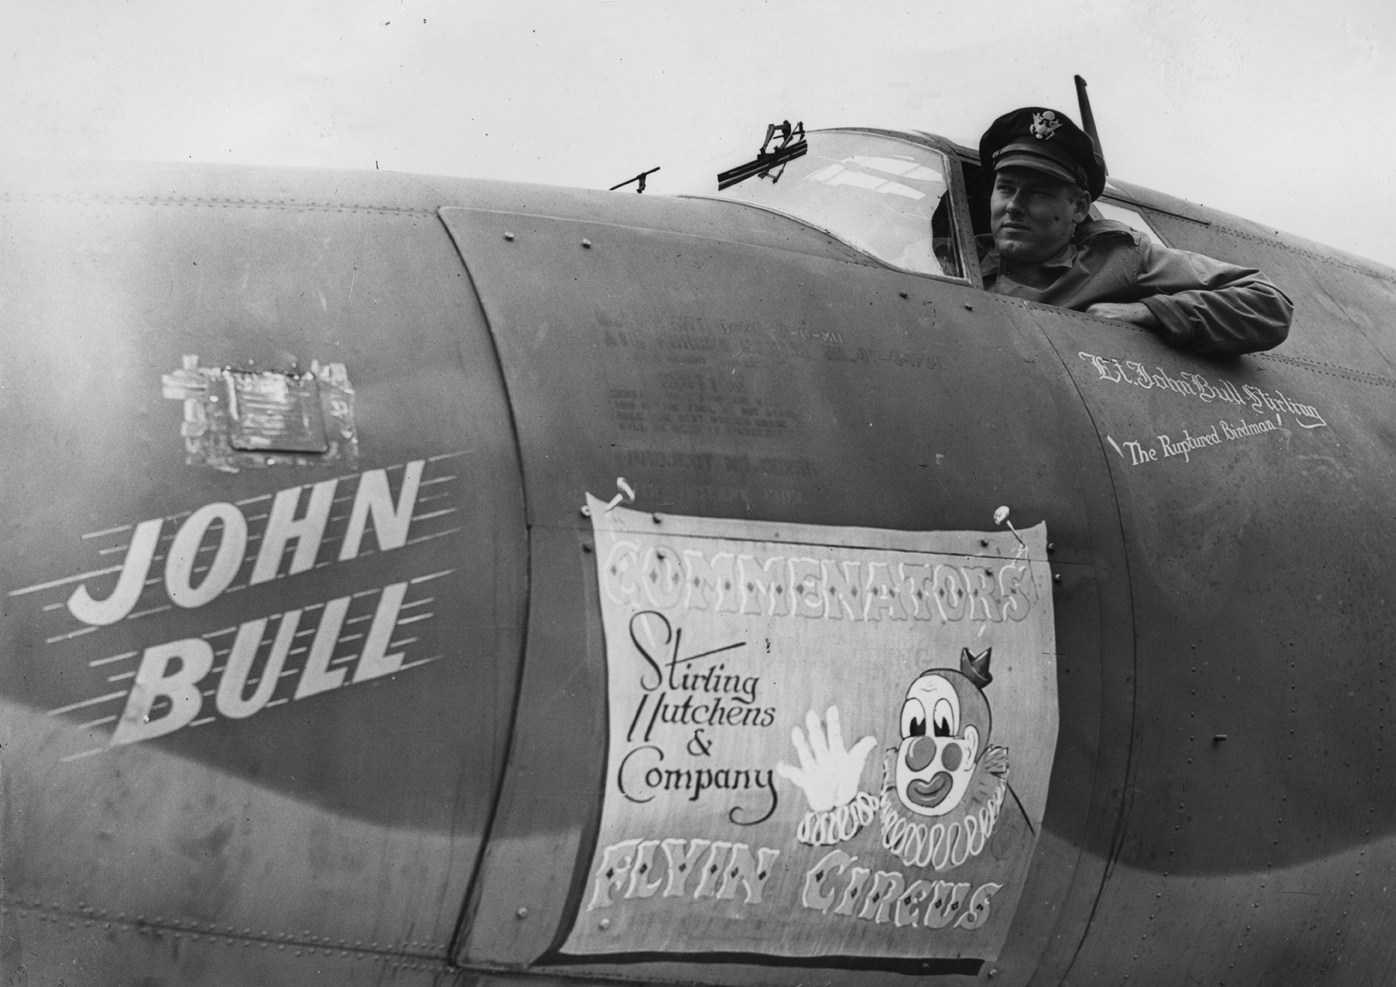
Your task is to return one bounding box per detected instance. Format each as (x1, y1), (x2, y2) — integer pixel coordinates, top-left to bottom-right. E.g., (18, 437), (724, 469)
(1074, 218), (1143, 247)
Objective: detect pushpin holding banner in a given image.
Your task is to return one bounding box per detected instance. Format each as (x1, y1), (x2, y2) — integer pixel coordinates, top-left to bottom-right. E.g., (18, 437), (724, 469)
(605, 477), (636, 512)
(993, 505), (1027, 552)
(581, 477), (637, 516)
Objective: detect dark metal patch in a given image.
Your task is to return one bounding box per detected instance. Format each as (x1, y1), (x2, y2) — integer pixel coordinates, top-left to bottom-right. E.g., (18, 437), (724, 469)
(162, 356), (358, 471)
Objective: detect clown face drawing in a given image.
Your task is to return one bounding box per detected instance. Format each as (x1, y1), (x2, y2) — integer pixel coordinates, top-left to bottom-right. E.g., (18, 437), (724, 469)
(881, 648), (1011, 870)
(895, 660), (993, 817)
(780, 647), (1013, 871)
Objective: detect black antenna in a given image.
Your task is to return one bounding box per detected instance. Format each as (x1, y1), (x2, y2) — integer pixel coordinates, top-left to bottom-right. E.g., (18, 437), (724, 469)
(1074, 75), (1108, 178)
(610, 166), (660, 193)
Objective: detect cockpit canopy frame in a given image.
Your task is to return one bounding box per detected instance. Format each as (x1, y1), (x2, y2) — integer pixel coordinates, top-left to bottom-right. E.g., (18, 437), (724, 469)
(690, 127), (983, 288)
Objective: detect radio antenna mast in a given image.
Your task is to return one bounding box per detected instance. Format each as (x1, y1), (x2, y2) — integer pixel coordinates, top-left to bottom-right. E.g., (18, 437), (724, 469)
(1074, 75), (1108, 178)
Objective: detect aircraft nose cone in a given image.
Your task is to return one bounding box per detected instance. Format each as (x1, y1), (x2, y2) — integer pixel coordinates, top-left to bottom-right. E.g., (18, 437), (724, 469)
(905, 735), (936, 772)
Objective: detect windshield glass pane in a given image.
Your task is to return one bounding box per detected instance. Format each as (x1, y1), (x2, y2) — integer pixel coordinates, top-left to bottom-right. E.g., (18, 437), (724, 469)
(1093, 199), (1164, 245)
(696, 131), (963, 279)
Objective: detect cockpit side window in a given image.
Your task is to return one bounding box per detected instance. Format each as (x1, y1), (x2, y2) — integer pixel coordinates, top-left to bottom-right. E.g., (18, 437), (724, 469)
(696, 132), (967, 281)
(1092, 199), (1167, 245)
(959, 155), (1168, 249)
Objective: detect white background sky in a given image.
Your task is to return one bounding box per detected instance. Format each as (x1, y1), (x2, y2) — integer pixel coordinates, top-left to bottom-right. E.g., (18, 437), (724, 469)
(4, 0), (1394, 266)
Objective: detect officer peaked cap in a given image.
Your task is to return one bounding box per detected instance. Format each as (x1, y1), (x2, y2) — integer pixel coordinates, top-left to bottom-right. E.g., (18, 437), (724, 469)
(979, 106), (1106, 201)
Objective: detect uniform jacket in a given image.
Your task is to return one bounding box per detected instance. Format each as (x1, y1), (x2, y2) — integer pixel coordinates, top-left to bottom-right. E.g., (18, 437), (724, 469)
(977, 219), (1293, 355)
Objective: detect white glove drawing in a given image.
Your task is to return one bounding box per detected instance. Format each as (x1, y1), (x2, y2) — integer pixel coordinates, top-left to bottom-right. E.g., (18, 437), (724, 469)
(776, 705), (877, 813)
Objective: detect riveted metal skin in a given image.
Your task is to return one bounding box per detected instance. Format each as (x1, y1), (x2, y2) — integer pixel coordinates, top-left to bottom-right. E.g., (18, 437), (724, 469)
(4, 900), (451, 986)
(0, 161), (527, 984)
(3, 130), (1396, 986)
(438, 185), (1128, 985)
(1025, 182), (1396, 986)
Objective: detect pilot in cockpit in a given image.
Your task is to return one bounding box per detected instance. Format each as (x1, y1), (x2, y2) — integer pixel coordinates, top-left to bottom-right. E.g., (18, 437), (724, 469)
(976, 107), (1293, 355)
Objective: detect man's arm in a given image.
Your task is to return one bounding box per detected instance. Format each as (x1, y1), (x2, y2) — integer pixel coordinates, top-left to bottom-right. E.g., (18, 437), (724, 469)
(1091, 241), (1293, 355)
(1087, 300), (1158, 328)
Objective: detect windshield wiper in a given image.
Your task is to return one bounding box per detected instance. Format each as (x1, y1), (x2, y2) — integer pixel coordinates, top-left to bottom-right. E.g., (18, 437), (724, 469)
(716, 120), (807, 191)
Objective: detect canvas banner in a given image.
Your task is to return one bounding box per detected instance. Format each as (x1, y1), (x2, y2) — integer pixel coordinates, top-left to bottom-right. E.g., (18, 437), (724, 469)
(562, 499), (1058, 960)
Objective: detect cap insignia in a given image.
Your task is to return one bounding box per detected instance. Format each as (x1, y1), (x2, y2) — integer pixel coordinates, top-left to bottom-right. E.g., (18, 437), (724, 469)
(1030, 110), (1061, 141)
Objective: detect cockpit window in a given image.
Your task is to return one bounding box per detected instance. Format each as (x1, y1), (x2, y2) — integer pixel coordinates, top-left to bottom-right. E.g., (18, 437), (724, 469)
(1092, 199), (1165, 245)
(694, 131), (964, 280)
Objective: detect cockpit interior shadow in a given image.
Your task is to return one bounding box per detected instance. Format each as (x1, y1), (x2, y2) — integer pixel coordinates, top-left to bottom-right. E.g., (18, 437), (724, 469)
(930, 193), (961, 277)
(960, 158), (992, 240)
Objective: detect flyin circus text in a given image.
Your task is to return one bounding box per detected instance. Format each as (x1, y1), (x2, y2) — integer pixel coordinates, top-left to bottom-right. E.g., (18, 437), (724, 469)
(601, 540), (1037, 623)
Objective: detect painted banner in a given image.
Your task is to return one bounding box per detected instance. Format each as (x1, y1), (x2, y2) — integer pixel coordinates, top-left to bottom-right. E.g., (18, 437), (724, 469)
(562, 500), (1058, 960)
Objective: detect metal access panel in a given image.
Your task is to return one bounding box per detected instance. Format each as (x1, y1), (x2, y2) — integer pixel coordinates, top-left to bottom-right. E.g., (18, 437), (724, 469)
(441, 191), (1134, 986)
(1112, 179), (1396, 374)
(1025, 296), (1396, 983)
(0, 164), (527, 982)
